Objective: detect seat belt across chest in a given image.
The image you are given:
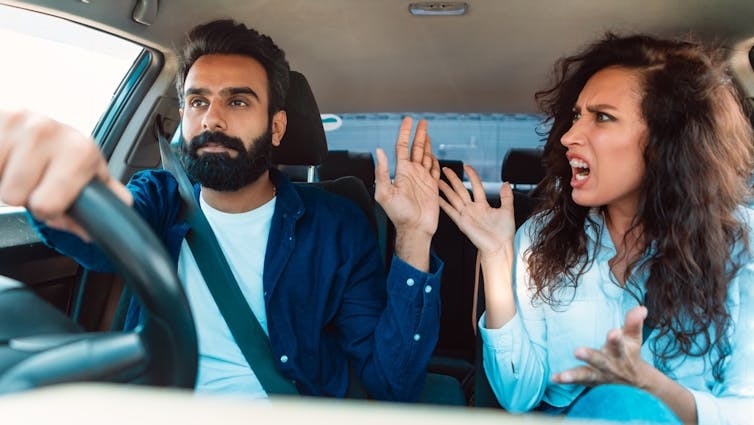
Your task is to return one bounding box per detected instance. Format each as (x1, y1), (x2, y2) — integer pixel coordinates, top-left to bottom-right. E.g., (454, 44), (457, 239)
(155, 118), (298, 395)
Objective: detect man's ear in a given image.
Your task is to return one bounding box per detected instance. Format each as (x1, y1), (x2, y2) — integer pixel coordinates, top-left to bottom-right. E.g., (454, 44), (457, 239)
(271, 110), (287, 147)
(179, 108), (183, 118)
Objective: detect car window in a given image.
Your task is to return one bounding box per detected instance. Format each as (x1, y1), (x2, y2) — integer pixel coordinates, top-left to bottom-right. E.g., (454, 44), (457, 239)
(0, 5), (142, 134)
(322, 113), (545, 182)
(0, 4), (143, 208)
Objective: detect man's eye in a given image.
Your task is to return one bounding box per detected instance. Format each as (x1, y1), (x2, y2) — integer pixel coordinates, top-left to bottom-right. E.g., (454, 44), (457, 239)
(229, 99), (248, 107)
(189, 99), (207, 108)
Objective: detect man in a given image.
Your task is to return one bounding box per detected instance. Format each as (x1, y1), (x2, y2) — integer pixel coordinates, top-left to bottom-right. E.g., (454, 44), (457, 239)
(0, 20), (442, 400)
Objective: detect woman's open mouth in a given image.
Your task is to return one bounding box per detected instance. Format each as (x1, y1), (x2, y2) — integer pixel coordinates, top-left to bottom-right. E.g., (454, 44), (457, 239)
(569, 158), (591, 185)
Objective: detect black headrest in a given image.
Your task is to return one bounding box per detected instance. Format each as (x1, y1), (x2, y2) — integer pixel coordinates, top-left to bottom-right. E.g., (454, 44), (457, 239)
(438, 159), (464, 184)
(501, 148), (544, 184)
(271, 71), (328, 166)
(318, 150), (376, 194)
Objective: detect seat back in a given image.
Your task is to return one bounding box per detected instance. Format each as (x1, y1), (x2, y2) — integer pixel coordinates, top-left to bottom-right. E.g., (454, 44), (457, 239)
(500, 148), (544, 192)
(318, 150), (376, 197)
(272, 71), (329, 183)
(273, 71), (376, 230)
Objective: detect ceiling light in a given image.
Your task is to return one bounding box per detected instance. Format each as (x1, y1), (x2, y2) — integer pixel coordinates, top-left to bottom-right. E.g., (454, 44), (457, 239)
(408, 2), (469, 16)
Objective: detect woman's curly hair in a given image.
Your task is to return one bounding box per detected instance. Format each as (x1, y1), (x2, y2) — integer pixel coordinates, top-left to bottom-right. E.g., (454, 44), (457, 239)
(530, 33), (754, 379)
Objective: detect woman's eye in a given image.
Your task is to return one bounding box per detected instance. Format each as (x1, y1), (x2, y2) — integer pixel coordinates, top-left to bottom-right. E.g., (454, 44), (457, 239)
(596, 112), (614, 122)
(571, 111), (581, 122)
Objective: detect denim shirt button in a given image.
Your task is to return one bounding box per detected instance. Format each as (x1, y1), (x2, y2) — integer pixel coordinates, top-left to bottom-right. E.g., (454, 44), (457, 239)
(413, 333), (421, 341)
(406, 278), (415, 287)
(280, 355), (289, 363)
(424, 285), (432, 294)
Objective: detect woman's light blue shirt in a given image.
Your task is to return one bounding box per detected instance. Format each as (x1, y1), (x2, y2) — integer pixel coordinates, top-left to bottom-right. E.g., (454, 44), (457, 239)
(480, 208), (754, 424)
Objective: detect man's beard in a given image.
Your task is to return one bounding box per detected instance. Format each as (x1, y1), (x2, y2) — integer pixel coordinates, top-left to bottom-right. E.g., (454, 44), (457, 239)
(179, 127), (273, 191)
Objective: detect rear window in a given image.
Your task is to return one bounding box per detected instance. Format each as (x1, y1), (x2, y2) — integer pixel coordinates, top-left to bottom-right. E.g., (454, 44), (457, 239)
(322, 113), (544, 182)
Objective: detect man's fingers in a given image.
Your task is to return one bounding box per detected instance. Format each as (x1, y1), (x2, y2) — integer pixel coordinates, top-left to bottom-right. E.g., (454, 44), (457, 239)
(410, 119), (428, 163)
(27, 141), (103, 219)
(394, 116), (413, 162)
(430, 156), (441, 180)
(421, 132), (434, 170)
(0, 138), (48, 208)
(374, 148), (392, 203)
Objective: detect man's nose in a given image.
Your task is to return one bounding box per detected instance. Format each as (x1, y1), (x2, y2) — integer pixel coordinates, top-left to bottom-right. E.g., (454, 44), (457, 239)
(202, 103), (227, 131)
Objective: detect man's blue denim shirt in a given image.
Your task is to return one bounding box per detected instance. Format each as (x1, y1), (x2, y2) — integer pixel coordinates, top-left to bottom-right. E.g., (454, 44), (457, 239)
(32, 168), (443, 401)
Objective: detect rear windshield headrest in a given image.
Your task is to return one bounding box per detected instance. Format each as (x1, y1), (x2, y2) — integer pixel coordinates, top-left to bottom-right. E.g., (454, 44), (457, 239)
(271, 71), (328, 166)
(501, 148), (544, 184)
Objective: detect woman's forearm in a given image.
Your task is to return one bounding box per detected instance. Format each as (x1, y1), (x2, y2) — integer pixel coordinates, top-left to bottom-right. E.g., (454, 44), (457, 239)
(480, 244), (517, 329)
(639, 363), (698, 424)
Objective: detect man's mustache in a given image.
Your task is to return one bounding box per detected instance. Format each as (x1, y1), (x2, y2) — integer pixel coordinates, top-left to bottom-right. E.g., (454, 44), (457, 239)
(185, 131), (246, 157)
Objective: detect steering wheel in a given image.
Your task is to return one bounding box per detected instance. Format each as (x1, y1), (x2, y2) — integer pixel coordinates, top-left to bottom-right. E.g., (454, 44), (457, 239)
(0, 180), (197, 394)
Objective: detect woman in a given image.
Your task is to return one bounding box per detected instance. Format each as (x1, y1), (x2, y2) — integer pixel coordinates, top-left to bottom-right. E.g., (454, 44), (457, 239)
(439, 34), (754, 424)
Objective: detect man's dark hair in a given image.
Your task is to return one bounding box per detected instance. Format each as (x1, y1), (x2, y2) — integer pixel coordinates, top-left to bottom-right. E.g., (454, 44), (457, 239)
(176, 19), (290, 116)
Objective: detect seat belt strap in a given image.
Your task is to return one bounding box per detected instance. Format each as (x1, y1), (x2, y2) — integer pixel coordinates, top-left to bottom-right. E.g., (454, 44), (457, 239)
(155, 118), (298, 395)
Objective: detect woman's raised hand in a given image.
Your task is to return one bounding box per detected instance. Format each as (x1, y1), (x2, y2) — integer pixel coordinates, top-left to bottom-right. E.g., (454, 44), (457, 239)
(438, 165), (515, 261)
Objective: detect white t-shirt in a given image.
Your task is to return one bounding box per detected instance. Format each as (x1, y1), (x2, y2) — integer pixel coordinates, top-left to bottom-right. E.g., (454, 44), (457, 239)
(177, 194), (275, 398)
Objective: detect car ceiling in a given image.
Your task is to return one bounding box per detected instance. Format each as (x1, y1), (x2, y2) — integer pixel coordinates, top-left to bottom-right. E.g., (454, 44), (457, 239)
(3, 0), (754, 114)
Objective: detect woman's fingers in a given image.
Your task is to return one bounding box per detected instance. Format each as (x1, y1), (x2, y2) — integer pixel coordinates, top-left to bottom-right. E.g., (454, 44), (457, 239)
(439, 196), (462, 223)
(500, 181), (514, 209)
(552, 365), (602, 386)
(464, 164), (488, 206)
(438, 179), (467, 212)
(441, 166), (471, 203)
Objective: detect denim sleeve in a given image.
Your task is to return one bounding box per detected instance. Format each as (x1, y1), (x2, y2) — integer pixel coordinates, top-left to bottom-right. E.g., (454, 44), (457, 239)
(334, 217), (443, 401)
(28, 212), (115, 272)
(26, 170), (179, 273)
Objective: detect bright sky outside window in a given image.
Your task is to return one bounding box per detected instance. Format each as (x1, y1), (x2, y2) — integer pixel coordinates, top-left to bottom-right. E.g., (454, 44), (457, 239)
(0, 5), (143, 135)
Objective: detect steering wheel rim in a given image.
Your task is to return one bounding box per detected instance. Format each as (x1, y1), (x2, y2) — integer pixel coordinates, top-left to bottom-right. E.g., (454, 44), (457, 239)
(66, 180), (197, 388)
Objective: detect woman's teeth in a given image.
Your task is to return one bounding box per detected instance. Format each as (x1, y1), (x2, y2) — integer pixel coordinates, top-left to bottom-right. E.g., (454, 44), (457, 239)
(569, 158), (590, 180)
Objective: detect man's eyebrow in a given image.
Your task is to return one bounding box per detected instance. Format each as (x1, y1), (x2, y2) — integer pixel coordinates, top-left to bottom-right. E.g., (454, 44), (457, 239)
(185, 87), (209, 96)
(222, 87), (260, 101)
(184, 87), (260, 102)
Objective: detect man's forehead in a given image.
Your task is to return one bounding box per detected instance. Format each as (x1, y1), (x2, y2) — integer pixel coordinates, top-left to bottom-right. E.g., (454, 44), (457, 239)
(184, 54), (268, 95)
